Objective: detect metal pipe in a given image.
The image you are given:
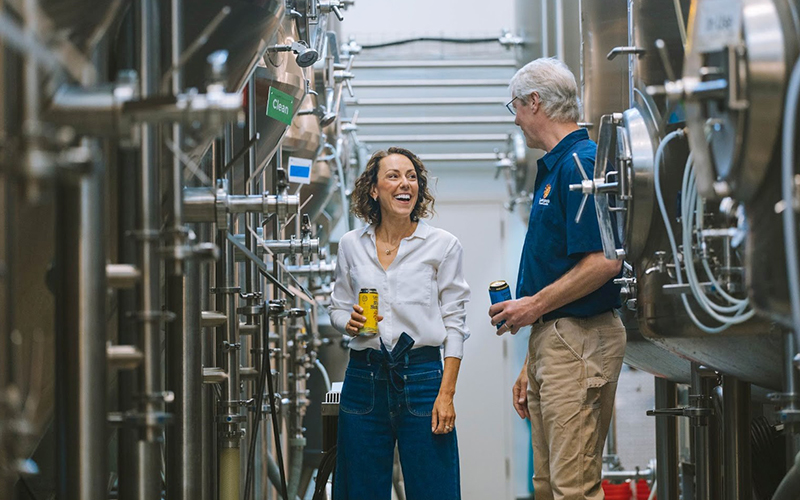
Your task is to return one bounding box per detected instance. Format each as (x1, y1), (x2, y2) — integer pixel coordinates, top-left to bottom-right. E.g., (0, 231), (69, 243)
(346, 96), (506, 106)
(283, 262), (336, 277)
(359, 133), (511, 142)
(332, 142), (351, 233)
(166, 259), (202, 500)
(555, 0), (565, 60)
(627, 0), (634, 110)
(199, 221), (216, 500)
(706, 376), (722, 500)
(202, 310), (228, 327)
(352, 78), (510, 87)
(231, 234), (320, 257)
(354, 116), (515, 125)
(217, 125), (242, 499)
(230, 194), (301, 216)
(229, 194), (265, 214)
(135, 1), (163, 497)
(605, 405), (619, 467)
(204, 367), (228, 384)
(418, 153), (502, 161)
(353, 59), (517, 68)
(246, 73), (258, 294)
(722, 376), (751, 500)
(602, 468), (655, 481)
(106, 263), (141, 288)
(655, 378), (679, 500)
(183, 187), (218, 222)
(116, 148), (139, 500)
(183, 189), (301, 222)
(55, 139), (108, 500)
(1, 178), (11, 395)
(691, 363), (711, 500)
(164, 2), (203, 494)
(541, 0), (549, 56)
(168, 0), (185, 276)
(108, 344), (144, 370)
(22, 0), (41, 203)
(245, 73), (263, 500)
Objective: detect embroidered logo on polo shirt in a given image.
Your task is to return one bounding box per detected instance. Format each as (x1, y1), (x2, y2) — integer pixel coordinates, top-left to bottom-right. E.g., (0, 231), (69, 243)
(539, 183), (552, 205)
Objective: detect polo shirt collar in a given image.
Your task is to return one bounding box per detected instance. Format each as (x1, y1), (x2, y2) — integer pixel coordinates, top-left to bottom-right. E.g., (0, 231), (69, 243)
(538, 128), (590, 172)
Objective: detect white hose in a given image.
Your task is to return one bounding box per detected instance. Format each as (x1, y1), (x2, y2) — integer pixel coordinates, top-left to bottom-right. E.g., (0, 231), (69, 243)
(680, 157), (753, 323)
(653, 131), (741, 333)
(647, 480), (657, 500)
(314, 358), (332, 393)
(782, 55), (800, 353)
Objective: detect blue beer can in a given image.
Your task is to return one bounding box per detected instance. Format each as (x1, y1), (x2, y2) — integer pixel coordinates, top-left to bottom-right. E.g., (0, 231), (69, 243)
(489, 280), (513, 329)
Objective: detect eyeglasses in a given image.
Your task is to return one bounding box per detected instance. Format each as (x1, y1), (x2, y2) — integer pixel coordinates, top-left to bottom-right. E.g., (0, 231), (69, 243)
(505, 96), (519, 116)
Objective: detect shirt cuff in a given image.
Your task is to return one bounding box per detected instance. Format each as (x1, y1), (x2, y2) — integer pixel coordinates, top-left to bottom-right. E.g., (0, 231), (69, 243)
(328, 309), (349, 335)
(443, 332), (465, 359)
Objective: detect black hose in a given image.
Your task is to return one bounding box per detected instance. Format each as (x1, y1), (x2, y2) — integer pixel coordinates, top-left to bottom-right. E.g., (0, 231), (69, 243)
(772, 451), (800, 500)
(311, 446), (337, 500)
(244, 313), (272, 499)
(361, 36), (498, 50)
(751, 417), (785, 500)
(265, 309), (290, 500)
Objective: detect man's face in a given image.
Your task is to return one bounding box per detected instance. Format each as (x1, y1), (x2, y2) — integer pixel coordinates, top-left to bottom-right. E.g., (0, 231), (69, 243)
(513, 93), (539, 149)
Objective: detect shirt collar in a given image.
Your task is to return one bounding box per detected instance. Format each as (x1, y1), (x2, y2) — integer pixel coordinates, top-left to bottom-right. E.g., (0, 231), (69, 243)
(538, 128), (590, 172)
(360, 220), (431, 240)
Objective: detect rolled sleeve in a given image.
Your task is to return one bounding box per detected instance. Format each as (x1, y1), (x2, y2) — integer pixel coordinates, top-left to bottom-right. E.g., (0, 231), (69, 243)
(437, 239), (471, 359)
(329, 243), (354, 334)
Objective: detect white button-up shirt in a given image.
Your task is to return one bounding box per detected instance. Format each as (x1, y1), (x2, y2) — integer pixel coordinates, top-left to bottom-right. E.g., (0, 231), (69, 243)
(329, 220), (471, 358)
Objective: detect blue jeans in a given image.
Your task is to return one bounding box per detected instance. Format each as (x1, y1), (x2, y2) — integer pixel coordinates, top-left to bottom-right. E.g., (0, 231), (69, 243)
(334, 337), (461, 500)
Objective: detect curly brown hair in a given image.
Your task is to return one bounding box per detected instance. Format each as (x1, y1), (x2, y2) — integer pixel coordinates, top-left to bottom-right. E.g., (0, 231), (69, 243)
(351, 147), (435, 225)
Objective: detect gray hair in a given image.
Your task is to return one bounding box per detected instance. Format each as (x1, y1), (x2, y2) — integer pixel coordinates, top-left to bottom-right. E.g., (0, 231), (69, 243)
(509, 57), (581, 123)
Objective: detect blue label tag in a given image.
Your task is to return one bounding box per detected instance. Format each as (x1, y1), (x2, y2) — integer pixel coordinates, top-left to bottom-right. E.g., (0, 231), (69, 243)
(287, 156), (313, 184)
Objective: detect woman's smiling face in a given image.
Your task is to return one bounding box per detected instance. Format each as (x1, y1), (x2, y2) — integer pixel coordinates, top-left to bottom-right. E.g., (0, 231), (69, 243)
(371, 153), (419, 220)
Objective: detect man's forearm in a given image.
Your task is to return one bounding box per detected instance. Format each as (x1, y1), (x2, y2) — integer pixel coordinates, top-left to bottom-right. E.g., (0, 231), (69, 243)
(526, 251), (621, 319)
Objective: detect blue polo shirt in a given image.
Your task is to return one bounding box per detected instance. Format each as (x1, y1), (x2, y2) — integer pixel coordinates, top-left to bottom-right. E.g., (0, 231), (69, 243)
(516, 128), (621, 319)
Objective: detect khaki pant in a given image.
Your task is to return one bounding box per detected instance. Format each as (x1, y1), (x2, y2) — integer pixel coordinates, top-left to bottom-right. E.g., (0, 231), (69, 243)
(526, 310), (626, 500)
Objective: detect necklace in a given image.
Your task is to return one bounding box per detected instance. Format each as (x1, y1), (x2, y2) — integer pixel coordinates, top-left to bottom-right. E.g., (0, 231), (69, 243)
(377, 223), (415, 256)
(380, 241), (401, 255)
(377, 230), (404, 255)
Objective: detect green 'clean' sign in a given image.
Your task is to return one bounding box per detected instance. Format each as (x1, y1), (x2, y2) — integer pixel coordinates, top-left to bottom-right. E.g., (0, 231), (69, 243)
(266, 87), (294, 125)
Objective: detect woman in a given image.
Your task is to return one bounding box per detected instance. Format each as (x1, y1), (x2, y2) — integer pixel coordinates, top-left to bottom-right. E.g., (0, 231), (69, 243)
(329, 147), (470, 499)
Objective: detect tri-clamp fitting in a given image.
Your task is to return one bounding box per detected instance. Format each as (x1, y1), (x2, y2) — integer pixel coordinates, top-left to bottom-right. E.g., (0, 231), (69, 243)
(183, 179), (300, 230)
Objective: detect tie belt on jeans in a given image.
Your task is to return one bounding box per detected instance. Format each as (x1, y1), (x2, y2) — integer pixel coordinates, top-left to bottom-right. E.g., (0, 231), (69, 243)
(349, 332), (441, 392)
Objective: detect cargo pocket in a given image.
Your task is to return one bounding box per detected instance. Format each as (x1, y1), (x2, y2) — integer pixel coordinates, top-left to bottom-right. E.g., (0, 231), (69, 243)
(405, 369), (442, 417)
(581, 376), (607, 457)
(340, 367), (375, 415)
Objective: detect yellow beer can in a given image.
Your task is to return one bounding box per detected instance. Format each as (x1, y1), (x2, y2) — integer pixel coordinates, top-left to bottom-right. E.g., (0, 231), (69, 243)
(358, 288), (379, 336)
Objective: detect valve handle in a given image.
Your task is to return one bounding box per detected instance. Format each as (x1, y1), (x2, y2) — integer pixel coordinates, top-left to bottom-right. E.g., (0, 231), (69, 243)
(570, 153), (591, 223)
(654, 39), (677, 82)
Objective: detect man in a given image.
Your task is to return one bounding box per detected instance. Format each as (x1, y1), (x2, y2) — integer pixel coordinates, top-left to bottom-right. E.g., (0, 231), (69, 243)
(488, 57), (626, 499)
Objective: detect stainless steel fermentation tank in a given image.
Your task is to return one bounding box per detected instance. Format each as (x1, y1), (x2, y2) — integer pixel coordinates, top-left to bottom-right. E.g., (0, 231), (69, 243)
(0, 0), (358, 498)
(573, 0), (800, 498)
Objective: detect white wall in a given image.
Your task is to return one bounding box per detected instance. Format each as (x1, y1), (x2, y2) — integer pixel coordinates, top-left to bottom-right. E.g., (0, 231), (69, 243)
(342, 0), (515, 42)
